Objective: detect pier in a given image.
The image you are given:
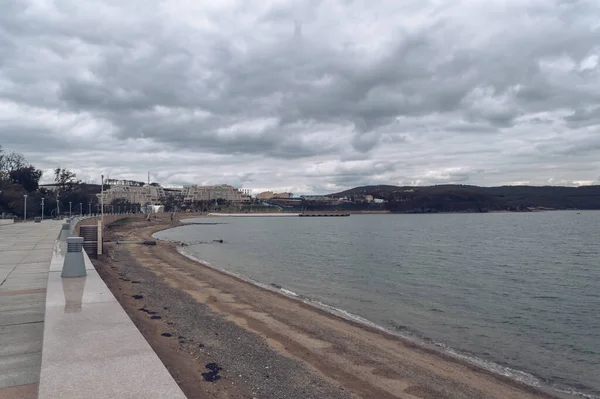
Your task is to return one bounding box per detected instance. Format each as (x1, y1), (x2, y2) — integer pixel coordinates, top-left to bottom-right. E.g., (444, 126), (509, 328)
(299, 212), (350, 217)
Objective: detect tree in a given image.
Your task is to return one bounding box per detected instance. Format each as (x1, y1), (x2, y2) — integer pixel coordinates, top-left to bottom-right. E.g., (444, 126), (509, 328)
(0, 183), (27, 216)
(54, 168), (79, 191)
(0, 147), (29, 181)
(163, 194), (183, 212)
(4, 152), (27, 173)
(0, 145), (4, 180)
(9, 166), (43, 192)
(110, 198), (137, 213)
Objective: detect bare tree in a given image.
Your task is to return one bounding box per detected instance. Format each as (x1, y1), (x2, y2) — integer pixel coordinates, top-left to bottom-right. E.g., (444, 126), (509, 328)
(54, 168), (79, 191)
(0, 145), (5, 180)
(0, 147), (29, 181)
(4, 152), (27, 173)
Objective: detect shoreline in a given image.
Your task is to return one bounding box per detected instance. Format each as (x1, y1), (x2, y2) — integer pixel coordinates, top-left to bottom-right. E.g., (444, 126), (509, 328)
(96, 214), (565, 398)
(161, 225), (577, 399)
(171, 244), (549, 392)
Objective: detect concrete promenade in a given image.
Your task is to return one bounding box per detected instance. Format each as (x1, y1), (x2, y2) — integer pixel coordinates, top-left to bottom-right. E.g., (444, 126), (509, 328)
(1, 218), (186, 398)
(0, 220), (62, 399)
(38, 222), (186, 398)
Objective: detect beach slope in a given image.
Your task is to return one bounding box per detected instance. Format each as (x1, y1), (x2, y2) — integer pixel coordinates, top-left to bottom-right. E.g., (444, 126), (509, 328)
(92, 215), (559, 399)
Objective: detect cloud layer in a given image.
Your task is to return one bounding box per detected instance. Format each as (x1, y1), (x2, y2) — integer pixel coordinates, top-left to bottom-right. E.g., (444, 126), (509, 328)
(1, 0), (599, 193)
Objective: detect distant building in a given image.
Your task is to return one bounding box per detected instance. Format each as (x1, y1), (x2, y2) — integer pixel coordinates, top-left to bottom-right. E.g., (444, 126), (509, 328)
(39, 183), (61, 192)
(98, 179), (165, 205)
(164, 187), (183, 196)
(257, 191), (293, 200)
(104, 179), (145, 187)
(256, 191), (274, 200)
(182, 184), (251, 203)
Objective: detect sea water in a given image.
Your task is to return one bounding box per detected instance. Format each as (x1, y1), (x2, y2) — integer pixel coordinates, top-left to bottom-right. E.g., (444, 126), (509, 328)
(155, 211), (600, 397)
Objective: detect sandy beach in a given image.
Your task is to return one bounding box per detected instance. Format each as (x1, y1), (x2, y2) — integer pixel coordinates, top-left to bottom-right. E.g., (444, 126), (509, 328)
(92, 214), (561, 399)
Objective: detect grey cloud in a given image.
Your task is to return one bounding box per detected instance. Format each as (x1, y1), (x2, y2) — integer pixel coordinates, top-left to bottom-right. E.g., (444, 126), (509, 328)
(564, 106), (600, 128)
(1, 0), (600, 192)
(445, 122), (499, 134)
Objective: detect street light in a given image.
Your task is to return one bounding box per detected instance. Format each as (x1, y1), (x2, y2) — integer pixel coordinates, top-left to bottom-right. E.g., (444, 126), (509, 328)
(23, 195), (28, 221)
(41, 197), (45, 221)
(88, 202), (91, 216)
(101, 174), (104, 224)
(80, 203), (82, 216)
(69, 201), (72, 217)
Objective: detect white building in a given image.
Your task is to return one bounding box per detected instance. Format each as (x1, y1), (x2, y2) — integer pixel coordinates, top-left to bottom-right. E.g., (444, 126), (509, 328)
(98, 180), (165, 205)
(256, 191), (293, 200)
(182, 184), (251, 203)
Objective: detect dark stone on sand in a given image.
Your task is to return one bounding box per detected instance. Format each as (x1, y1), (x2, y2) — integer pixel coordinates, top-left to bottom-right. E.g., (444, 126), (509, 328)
(138, 307), (150, 313)
(151, 315), (162, 319)
(213, 239), (224, 243)
(202, 363), (223, 382)
(161, 333), (172, 337)
(142, 240), (157, 246)
(131, 280), (141, 284)
(132, 295), (144, 300)
(198, 344), (205, 348)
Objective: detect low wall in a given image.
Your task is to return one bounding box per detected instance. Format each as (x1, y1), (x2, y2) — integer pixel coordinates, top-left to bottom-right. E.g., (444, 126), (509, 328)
(39, 233), (186, 398)
(74, 214), (144, 235)
(0, 219), (14, 225)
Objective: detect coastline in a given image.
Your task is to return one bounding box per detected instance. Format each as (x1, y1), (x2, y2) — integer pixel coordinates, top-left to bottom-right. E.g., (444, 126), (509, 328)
(94, 214), (564, 399)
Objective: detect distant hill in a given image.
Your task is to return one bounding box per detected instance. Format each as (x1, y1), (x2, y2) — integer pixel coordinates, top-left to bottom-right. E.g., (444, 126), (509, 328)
(330, 185), (600, 212)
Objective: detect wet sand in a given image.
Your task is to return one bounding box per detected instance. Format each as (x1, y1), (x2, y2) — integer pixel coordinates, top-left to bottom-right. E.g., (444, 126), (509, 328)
(93, 215), (561, 399)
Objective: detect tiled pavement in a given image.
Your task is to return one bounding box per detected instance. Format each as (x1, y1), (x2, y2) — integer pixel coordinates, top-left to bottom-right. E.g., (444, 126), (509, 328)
(0, 221), (62, 399)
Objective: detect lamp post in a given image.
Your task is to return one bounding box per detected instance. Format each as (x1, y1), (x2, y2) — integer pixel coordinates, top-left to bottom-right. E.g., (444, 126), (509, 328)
(69, 201), (72, 217)
(41, 197), (45, 221)
(101, 175), (104, 224)
(80, 203), (82, 216)
(88, 202), (91, 216)
(23, 194), (28, 221)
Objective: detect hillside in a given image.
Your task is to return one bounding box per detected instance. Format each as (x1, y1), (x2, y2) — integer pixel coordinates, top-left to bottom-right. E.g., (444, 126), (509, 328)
(330, 185), (600, 212)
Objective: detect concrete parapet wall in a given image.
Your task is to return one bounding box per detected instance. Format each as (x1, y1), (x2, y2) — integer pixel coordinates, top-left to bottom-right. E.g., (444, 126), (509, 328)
(39, 235), (186, 398)
(74, 214), (144, 236)
(0, 219), (14, 225)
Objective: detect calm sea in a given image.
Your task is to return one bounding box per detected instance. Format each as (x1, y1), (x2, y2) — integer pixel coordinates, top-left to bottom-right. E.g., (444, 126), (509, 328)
(155, 211), (600, 398)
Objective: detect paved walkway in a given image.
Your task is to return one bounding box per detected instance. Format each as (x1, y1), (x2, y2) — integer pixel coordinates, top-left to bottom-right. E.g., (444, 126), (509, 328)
(0, 221), (62, 399)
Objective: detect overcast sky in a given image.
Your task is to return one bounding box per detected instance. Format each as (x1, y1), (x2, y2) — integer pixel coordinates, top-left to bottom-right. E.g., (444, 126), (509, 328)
(1, 0), (599, 194)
